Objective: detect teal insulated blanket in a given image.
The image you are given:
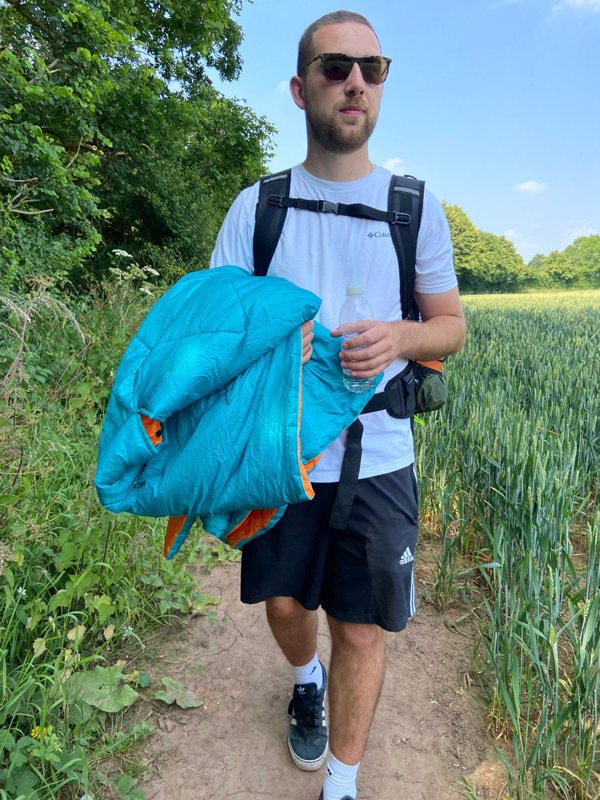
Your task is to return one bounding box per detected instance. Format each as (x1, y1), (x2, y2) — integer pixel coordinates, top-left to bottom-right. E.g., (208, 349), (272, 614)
(95, 266), (379, 557)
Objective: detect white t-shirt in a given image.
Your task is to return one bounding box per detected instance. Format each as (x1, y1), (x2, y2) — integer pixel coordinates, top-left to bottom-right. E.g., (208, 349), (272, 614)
(210, 164), (457, 482)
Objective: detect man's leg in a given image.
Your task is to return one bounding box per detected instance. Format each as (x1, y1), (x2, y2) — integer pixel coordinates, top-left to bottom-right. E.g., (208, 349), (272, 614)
(266, 596), (318, 666)
(312, 618), (384, 799)
(266, 596), (329, 772)
(327, 617), (385, 765)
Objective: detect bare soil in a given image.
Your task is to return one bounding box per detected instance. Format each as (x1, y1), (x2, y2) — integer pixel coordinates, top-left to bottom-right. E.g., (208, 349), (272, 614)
(137, 555), (509, 800)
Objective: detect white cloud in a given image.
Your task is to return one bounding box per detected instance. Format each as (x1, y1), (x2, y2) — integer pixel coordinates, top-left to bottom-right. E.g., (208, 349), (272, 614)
(553, 0), (600, 12)
(383, 157), (404, 174)
(276, 80), (288, 93)
(514, 180), (548, 193)
(503, 229), (517, 239)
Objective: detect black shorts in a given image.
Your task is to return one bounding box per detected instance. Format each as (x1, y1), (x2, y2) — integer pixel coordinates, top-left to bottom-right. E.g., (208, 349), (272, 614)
(240, 465), (418, 632)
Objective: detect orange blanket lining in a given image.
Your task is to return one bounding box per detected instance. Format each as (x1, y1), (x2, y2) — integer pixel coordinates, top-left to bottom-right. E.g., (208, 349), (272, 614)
(141, 414), (163, 446)
(225, 508), (279, 549)
(164, 515), (187, 558)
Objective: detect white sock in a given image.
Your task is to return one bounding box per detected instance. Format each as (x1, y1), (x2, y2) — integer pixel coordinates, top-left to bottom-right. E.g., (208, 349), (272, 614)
(322, 753), (360, 800)
(293, 652), (323, 689)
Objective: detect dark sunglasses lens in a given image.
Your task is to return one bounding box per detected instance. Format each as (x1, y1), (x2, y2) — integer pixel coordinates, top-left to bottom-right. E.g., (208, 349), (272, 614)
(361, 57), (387, 85)
(321, 55), (388, 85)
(322, 56), (353, 82)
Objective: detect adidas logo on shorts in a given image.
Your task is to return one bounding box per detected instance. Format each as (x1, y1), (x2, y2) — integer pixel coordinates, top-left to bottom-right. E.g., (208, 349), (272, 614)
(399, 547), (414, 566)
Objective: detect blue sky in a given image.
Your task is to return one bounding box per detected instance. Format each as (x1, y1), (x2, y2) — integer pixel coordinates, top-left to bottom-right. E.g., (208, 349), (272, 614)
(210, 0), (600, 263)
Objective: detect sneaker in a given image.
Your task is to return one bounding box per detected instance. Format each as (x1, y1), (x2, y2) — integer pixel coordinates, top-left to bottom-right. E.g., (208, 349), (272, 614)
(287, 660), (328, 771)
(317, 793), (355, 800)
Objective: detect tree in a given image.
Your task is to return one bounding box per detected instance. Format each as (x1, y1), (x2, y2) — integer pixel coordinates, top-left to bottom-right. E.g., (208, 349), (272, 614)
(476, 231), (524, 293)
(0, 4), (114, 286)
(563, 235), (600, 287)
(525, 236), (600, 289)
(90, 71), (273, 280)
(0, 0), (273, 290)
(442, 204), (482, 292)
(443, 203), (526, 293)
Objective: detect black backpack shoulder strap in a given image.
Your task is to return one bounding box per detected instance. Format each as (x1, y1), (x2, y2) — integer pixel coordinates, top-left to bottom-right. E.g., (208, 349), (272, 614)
(388, 175), (425, 320)
(253, 169), (291, 276)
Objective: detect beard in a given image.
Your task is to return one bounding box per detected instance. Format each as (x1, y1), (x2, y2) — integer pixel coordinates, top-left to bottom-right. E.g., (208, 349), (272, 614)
(305, 102), (378, 155)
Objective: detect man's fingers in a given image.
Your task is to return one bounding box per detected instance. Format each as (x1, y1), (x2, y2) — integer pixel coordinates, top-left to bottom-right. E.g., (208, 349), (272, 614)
(301, 320), (314, 365)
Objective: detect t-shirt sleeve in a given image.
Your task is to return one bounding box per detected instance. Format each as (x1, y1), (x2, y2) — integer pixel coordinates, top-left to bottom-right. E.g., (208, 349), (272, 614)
(414, 189), (457, 294)
(209, 185), (258, 273)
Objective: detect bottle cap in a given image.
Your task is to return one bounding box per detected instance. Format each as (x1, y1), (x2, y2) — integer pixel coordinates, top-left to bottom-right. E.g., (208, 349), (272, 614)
(346, 282), (364, 296)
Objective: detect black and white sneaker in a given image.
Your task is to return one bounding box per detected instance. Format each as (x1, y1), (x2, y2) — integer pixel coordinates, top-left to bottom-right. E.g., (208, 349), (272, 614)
(287, 660), (328, 771)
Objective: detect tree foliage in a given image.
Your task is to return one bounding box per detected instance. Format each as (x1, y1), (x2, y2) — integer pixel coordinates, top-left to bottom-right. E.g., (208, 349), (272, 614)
(443, 204), (599, 293)
(91, 68), (272, 282)
(0, 0), (273, 290)
(443, 203), (526, 293)
(527, 235), (600, 290)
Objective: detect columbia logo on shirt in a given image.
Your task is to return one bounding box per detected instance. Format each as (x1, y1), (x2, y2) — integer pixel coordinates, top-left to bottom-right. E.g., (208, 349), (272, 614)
(367, 230), (391, 239)
(399, 547), (414, 566)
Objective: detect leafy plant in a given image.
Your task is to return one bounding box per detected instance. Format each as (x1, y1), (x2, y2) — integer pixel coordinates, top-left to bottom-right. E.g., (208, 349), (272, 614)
(153, 677), (202, 709)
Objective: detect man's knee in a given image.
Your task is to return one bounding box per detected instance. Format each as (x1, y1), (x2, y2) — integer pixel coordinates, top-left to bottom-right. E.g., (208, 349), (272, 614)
(328, 617), (384, 652)
(266, 595), (311, 624)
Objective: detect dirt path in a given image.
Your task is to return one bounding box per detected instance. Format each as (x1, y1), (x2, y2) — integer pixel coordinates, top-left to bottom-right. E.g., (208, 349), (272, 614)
(138, 558), (506, 800)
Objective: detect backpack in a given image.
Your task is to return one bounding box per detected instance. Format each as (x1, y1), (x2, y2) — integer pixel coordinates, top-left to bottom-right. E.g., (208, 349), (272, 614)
(252, 168), (447, 414)
(251, 168), (446, 529)
(253, 168), (423, 321)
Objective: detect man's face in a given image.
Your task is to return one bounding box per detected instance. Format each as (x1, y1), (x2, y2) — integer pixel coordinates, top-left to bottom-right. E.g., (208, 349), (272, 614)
(296, 22), (384, 155)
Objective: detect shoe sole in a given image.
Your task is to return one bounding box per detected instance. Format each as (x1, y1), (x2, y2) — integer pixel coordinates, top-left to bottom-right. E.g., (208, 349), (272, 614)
(287, 736), (328, 771)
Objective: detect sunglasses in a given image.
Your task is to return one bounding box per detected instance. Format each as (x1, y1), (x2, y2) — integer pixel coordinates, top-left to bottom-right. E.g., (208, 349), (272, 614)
(300, 52), (392, 85)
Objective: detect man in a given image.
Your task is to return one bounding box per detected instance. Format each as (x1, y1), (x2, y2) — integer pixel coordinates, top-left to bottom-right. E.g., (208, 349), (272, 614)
(210, 10), (466, 800)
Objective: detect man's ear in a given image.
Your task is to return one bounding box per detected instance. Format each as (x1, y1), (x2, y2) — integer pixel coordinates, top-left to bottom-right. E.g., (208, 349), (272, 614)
(290, 75), (306, 110)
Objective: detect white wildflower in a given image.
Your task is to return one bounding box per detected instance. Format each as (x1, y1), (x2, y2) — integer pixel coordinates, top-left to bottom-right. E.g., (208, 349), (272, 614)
(112, 249), (133, 258)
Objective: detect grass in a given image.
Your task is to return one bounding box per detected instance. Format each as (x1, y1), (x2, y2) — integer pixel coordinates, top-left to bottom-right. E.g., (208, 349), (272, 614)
(417, 290), (600, 799)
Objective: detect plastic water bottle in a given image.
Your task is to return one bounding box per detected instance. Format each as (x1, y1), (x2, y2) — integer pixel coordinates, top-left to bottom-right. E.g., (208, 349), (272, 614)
(339, 282), (376, 393)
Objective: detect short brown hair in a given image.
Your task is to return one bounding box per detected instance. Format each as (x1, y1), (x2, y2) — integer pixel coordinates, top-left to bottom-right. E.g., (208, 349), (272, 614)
(297, 11), (380, 76)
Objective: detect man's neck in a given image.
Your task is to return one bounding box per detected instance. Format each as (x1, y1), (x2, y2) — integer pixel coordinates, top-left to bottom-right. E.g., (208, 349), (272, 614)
(302, 148), (374, 182)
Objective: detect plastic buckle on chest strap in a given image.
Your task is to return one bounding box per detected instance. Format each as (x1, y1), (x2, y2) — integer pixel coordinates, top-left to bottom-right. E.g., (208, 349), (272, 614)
(317, 200), (340, 214)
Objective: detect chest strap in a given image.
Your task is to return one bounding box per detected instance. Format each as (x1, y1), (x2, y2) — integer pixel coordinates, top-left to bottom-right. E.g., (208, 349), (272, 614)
(266, 193), (411, 225)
